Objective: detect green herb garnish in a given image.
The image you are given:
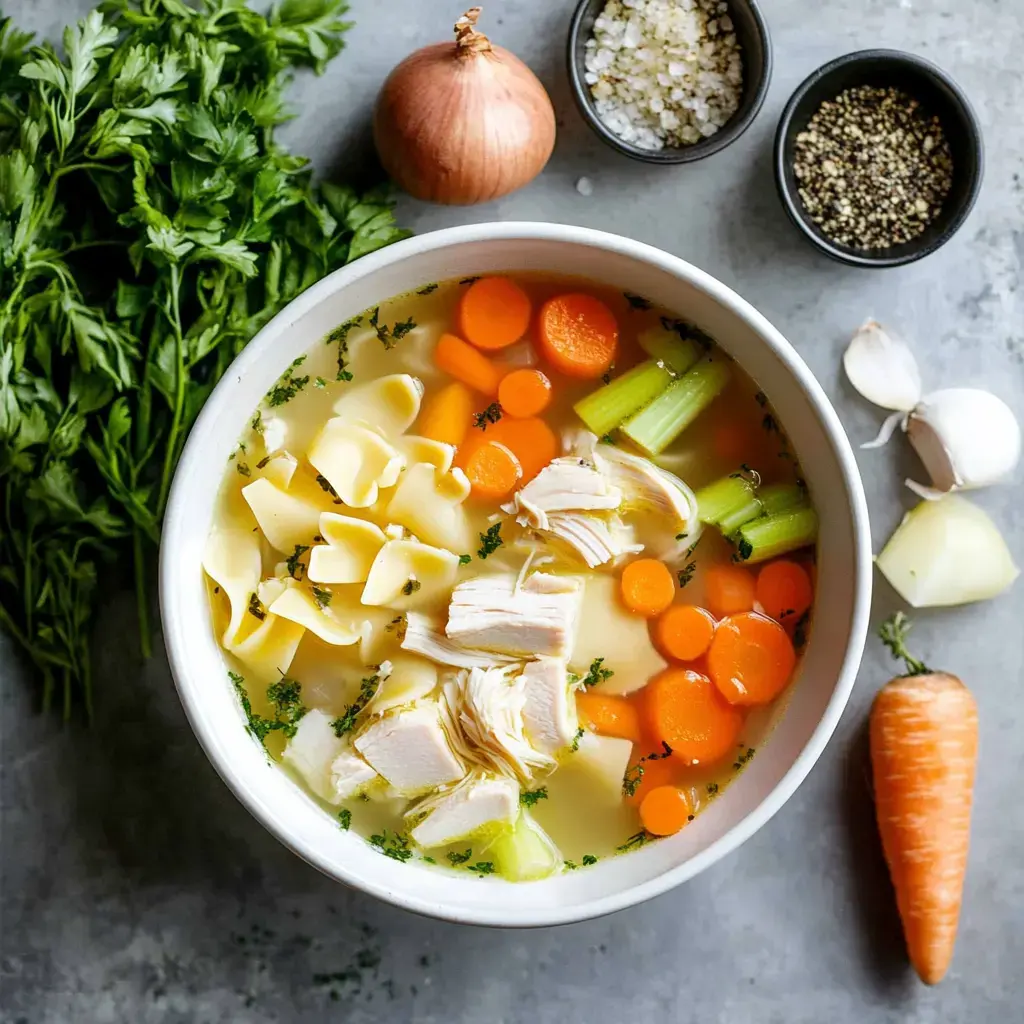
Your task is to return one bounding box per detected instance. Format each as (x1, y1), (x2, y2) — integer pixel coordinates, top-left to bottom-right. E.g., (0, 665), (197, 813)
(312, 585), (332, 609)
(247, 593), (267, 621)
(401, 578), (421, 596)
(570, 726), (585, 753)
(732, 746), (756, 770)
(466, 861), (495, 875)
(581, 657), (613, 688)
(285, 545), (310, 580)
(706, 782), (719, 797)
(616, 831), (652, 853)
(331, 674), (380, 737)
(369, 831), (413, 863)
(582, 854), (598, 866)
(472, 402), (503, 430)
(792, 610), (810, 649)
(520, 788), (549, 808)
(236, 461), (252, 478)
(446, 849), (473, 866)
(338, 809), (352, 831)
(417, 283), (438, 295)
(267, 356), (310, 408)
(624, 292), (652, 310)
(563, 860), (578, 871)
(477, 523), (503, 559)
(458, 554), (472, 565)
(676, 561), (697, 588)
(229, 671), (307, 747)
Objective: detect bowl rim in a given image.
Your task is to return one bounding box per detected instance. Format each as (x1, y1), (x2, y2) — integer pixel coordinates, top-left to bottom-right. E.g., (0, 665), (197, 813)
(160, 221), (872, 926)
(773, 48), (985, 268)
(566, 0), (773, 164)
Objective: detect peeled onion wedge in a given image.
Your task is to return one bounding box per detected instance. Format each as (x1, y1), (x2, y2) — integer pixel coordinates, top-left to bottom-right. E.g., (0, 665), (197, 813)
(877, 495), (1019, 607)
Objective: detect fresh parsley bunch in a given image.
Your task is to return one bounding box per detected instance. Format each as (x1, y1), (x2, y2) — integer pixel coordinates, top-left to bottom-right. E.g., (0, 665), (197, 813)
(0, 0), (409, 717)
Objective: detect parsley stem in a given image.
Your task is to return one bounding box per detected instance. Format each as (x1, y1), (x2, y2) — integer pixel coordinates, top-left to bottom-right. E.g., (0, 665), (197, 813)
(133, 527), (152, 661)
(155, 263), (185, 517)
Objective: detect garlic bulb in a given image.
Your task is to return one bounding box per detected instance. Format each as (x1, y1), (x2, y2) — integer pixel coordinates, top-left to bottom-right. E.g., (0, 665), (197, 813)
(843, 320), (1021, 496)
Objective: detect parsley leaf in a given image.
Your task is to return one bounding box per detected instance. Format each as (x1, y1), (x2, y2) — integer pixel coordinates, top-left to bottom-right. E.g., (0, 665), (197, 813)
(581, 657), (613, 688)
(286, 544), (309, 580)
(338, 809), (352, 831)
(446, 849), (473, 866)
(311, 585), (332, 609)
(331, 673), (380, 737)
(472, 402), (502, 430)
(266, 356), (310, 407)
(369, 831), (413, 863)
(466, 861), (495, 875)
(677, 561), (696, 588)
(477, 523), (503, 559)
(230, 671), (307, 747)
(520, 788), (548, 807)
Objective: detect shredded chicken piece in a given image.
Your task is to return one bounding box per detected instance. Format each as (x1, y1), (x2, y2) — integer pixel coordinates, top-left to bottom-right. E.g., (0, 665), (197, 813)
(401, 611), (519, 669)
(405, 771), (519, 847)
(506, 456), (622, 530)
(543, 511), (643, 568)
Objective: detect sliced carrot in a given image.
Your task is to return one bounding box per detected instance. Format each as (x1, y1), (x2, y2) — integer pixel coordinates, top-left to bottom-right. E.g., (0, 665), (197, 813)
(707, 612), (796, 706)
(464, 441), (522, 501)
(488, 417), (557, 485)
(655, 604), (716, 662)
(576, 691), (640, 744)
(640, 785), (693, 836)
(458, 276), (532, 350)
(418, 381), (473, 448)
(537, 293), (618, 379)
(497, 368), (552, 418)
(434, 332), (502, 396)
(870, 669), (978, 985)
(624, 749), (676, 806)
(620, 558), (675, 618)
(704, 563), (756, 619)
(756, 559), (813, 624)
(645, 667), (743, 766)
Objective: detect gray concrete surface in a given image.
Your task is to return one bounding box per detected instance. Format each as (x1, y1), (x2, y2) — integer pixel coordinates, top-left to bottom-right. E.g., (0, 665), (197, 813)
(2, 0), (1022, 1021)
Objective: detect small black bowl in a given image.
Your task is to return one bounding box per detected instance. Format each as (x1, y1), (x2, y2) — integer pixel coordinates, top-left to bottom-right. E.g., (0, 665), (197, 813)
(567, 0), (772, 164)
(774, 50), (984, 268)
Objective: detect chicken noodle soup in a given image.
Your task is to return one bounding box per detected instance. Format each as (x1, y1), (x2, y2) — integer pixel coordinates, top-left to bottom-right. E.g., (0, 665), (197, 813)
(203, 274), (817, 879)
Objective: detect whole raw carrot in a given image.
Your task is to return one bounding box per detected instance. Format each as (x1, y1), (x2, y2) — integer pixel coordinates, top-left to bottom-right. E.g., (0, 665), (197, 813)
(870, 613), (978, 986)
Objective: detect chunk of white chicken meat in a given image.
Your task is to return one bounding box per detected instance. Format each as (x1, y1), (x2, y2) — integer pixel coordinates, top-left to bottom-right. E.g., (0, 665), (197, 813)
(543, 511), (643, 568)
(445, 572), (582, 659)
(282, 710), (378, 804)
(520, 657), (579, 755)
(400, 612), (520, 670)
(507, 457), (622, 531)
(406, 773), (520, 848)
(441, 667), (555, 783)
(353, 702), (465, 795)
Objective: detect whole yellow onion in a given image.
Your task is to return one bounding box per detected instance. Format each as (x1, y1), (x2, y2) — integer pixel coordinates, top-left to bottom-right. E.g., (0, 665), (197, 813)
(373, 7), (557, 206)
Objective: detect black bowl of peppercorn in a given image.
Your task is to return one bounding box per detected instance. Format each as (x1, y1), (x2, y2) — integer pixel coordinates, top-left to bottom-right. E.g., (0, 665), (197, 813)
(774, 50), (983, 267)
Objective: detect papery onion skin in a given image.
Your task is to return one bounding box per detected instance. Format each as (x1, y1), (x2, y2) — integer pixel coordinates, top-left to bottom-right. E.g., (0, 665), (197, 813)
(373, 8), (556, 205)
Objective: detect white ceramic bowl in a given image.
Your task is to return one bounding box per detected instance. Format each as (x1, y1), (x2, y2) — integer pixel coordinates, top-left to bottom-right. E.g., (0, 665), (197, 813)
(161, 222), (872, 927)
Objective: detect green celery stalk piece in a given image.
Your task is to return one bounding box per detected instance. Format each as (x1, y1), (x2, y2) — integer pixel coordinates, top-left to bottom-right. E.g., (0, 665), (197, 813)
(573, 360), (672, 436)
(759, 483), (807, 517)
(718, 494), (765, 535)
(622, 358), (731, 455)
(694, 473), (758, 526)
(735, 508), (819, 563)
(637, 325), (702, 375)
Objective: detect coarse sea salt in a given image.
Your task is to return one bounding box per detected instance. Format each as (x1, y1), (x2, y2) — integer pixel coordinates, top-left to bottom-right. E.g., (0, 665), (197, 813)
(584, 0), (743, 151)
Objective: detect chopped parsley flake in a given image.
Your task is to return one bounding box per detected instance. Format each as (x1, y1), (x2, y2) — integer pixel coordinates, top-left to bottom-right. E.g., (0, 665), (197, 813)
(401, 578), (421, 596)
(286, 544), (310, 580)
(229, 671), (307, 747)
(706, 782), (719, 797)
(616, 830), (652, 853)
(477, 523), (503, 559)
(235, 461), (251, 477)
(417, 283), (439, 295)
(472, 402), (503, 430)
(331, 674), (381, 737)
(338, 809), (352, 830)
(600, 434), (615, 444)
(582, 657), (613, 688)
(369, 830), (413, 863)
(266, 355), (310, 407)
(624, 292), (652, 310)
(251, 411), (264, 435)
(623, 743), (673, 797)
(762, 412), (780, 435)
(732, 746), (756, 770)
(466, 861), (495, 875)
(458, 554), (472, 565)
(447, 849), (473, 866)
(792, 610), (810, 649)
(520, 788), (549, 807)
(677, 561), (697, 588)
(582, 854), (598, 866)
(247, 593), (266, 621)
(391, 317), (416, 341)
(570, 726), (585, 752)
(312, 585), (332, 609)
(755, 391), (767, 407)
(459, 276), (481, 285)
(314, 376), (327, 389)
(326, 315), (363, 381)
(315, 474), (342, 503)
(563, 860), (578, 871)
(601, 367), (613, 385)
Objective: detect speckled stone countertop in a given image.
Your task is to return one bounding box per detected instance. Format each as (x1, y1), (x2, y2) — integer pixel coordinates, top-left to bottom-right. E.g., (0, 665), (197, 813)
(2, 1), (1022, 1021)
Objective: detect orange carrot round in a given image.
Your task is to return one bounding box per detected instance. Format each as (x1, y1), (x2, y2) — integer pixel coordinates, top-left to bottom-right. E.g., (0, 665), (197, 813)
(655, 604), (716, 662)
(434, 332), (502, 396)
(489, 417), (557, 484)
(537, 293), (618, 379)
(576, 691), (640, 744)
(870, 671), (978, 985)
(458, 277), (532, 350)
(624, 750), (676, 806)
(464, 441), (522, 501)
(418, 381), (473, 448)
(645, 667), (743, 766)
(704, 563), (756, 619)
(707, 612), (796, 706)
(756, 559), (813, 624)
(498, 368), (552, 418)
(620, 558), (675, 618)
(640, 785), (693, 836)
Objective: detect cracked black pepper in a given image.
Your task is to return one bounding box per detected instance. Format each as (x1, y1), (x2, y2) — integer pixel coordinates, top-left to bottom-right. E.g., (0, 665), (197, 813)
(793, 85), (954, 251)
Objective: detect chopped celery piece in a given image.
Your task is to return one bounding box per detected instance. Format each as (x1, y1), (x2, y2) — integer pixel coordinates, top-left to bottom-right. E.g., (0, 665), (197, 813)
(759, 483), (807, 517)
(718, 495), (764, 535)
(622, 358), (731, 455)
(735, 507), (818, 563)
(637, 325), (702, 375)
(573, 360), (672, 436)
(695, 474), (757, 526)
(489, 812), (560, 881)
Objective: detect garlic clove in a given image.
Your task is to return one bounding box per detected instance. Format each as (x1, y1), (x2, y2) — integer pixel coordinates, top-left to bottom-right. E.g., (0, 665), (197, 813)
(906, 388), (1021, 495)
(843, 320), (923, 413)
